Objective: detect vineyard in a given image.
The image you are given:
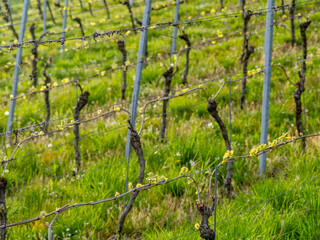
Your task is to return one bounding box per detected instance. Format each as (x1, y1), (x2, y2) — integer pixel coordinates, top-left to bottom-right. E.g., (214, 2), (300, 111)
(0, 0), (319, 239)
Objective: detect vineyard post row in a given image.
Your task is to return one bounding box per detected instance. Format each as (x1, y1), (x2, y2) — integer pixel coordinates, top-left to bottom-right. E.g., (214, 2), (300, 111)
(171, 0), (180, 60)
(5, 0), (29, 142)
(61, 0), (68, 52)
(259, 0), (274, 175)
(43, 0), (47, 33)
(123, 0), (152, 210)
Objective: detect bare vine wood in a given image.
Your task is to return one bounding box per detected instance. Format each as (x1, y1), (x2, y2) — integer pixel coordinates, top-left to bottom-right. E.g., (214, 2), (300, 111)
(30, 24), (39, 87)
(294, 19), (311, 150)
(102, 0), (110, 19)
(0, 132), (319, 236)
(198, 199), (215, 240)
(123, 1), (136, 34)
(47, 0), (56, 24)
(0, 178), (7, 240)
(54, 0), (63, 16)
(117, 40), (128, 100)
(117, 121), (145, 238)
(43, 57), (52, 133)
(160, 66), (179, 141)
(36, 0), (43, 19)
(289, 0), (296, 47)
(179, 31), (191, 86)
(73, 90), (90, 174)
(78, 0), (83, 10)
(240, 1), (255, 109)
(30, 24), (47, 87)
(72, 17), (85, 36)
(0, 0), (18, 40)
(207, 84), (233, 195)
(88, 2), (93, 16)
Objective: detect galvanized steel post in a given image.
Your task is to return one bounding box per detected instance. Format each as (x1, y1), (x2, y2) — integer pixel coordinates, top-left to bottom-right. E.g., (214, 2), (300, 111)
(6, 0), (30, 139)
(123, 0), (152, 207)
(259, 0), (275, 175)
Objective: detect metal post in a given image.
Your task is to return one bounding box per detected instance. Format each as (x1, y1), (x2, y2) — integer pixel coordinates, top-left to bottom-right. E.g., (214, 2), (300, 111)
(171, 0), (180, 57)
(213, 166), (218, 239)
(259, 0), (275, 175)
(61, 0), (68, 52)
(43, 0), (47, 34)
(6, 0), (29, 139)
(123, 0), (152, 208)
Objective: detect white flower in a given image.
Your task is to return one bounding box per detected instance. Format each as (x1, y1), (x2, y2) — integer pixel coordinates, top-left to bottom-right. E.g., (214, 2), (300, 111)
(47, 143), (52, 148)
(5, 111), (9, 116)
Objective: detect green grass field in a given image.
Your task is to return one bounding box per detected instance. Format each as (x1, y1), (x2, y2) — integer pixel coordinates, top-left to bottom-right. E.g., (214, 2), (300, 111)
(0, 0), (319, 239)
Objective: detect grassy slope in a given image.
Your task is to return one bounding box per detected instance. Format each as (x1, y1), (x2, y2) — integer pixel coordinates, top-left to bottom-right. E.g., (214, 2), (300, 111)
(0, 0), (319, 239)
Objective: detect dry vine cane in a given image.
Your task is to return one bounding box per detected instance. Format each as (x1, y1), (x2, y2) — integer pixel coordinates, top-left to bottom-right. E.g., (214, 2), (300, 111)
(179, 30), (191, 86)
(88, 1), (93, 16)
(138, 86), (209, 135)
(42, 56), (52, 133)
(117, 40), (128, 100)
(78, 0), (83, 10)
(71, 17), (85, 37)
(294, 19), (311, 150)
(69, 6), (85, 37)
(1, 132), (320, 238)
(289, 0), (296, 47)
(207, 83), (233, 195)
(240, 1), (255, 110)
(36, 0), (43, 20)
(123, 0), (136, 34)
(0, 0), (18, 41)
(160, 65), (179, 141)
(102, 0), (110, 19)
(73, 85), (90, 175)
(47, 0), (56, 24)
(30, 24), (47, 87)
(0, 177), (7, 239)
(116, 121), (145, 238)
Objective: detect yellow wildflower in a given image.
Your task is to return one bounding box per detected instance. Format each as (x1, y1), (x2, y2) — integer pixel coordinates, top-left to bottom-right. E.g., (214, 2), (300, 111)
(180, 88), (189, 93)
(195, 223), (200, 229)
(180, 167), (189, 175)
(115, 192), (120, 197)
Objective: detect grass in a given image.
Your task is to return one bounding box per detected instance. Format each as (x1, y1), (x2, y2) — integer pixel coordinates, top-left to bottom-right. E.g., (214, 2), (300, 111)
(0, 0), (319, 239)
